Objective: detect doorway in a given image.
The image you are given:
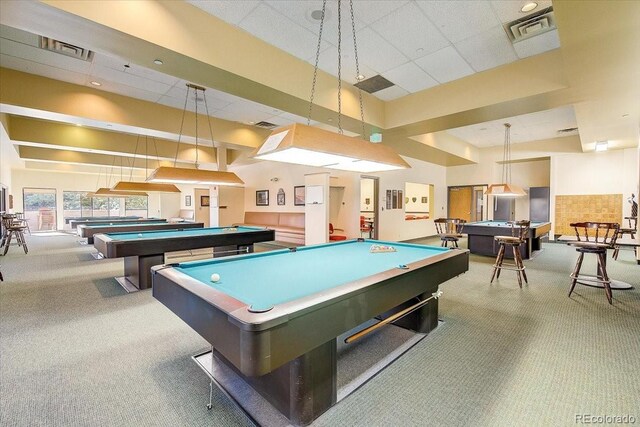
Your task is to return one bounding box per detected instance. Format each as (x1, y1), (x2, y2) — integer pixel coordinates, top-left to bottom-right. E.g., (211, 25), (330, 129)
(448, 185), (488, 222)
(360, 176), (379, 239)
(194, 188), (210, 227)
(23, 188), (57, 231)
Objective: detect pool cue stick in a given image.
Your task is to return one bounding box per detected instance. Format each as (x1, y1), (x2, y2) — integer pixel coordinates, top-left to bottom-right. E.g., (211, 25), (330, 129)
(344, 290), (443, 344)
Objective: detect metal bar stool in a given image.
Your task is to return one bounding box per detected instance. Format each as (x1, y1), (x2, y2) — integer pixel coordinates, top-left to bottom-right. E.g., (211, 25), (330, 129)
(490, 220), (530, 287)
(434, 218), (465, 248)
(568, 222), (618, 304)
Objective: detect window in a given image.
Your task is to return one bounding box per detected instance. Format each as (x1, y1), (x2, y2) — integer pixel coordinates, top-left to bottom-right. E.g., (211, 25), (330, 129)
(125, 195), (148, 217)
(23, 188), (57, 231)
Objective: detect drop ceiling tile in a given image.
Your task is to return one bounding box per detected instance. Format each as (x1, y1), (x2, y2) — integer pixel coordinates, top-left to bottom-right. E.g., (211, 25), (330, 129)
(238, 3), (329, 61)
(352, 27), (409, 74)
(213, 108), (272, 124)
(372, 85), (409, 101)
(454, 25), (517, 72)
(414, 46), (474, 83)
(490, 0), (553, 24)
(186, 0), (260, 25)
(97, 81), (162, 103)
(354, 1), (408, 25)
(265, 0), (366, 48)
(316, 44), (377, 84)
(93, 53), (181, 87)
(0, 24), (39, 46)
(382, 61), (438, 93)
(372, 2), (450, 60)
(0, 38), (92, 74)
(90, 64), (173, 94)
(314, 122), (360, 137)
(416, 0), (500, 43)
(0, 54), (86, 85)
(513, 29), (560, 58)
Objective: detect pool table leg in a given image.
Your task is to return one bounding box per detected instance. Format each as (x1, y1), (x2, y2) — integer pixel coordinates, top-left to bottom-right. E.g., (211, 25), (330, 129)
(217, 339), (337, 426)
(123, 255), (164, 290)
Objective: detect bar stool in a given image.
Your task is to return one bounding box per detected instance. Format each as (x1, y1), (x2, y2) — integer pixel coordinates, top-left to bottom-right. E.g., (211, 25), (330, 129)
(568, 222), (618, 304)
(1, 215), (29, 255)
(434, 218), (465, 248)
(613, 216), (637, 260)
(490, 220), (530, 287)
(14, 212), (30, 235)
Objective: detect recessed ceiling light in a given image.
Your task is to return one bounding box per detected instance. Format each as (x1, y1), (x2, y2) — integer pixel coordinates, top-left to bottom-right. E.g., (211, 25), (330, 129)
(153, 59), (163, 65)
(622, 113), (629, 117)
(90, 81), (101, 86)
(248, 121), (255, 125)
(520, 2), (538, 12)
(76, 124), (82, 127)
(356, 74), (366, 81)
(328, 118), (333, 122)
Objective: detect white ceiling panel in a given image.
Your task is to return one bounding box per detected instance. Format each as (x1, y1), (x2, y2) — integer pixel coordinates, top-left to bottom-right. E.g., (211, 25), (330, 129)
(414, 46), (474, 84)
(187, 0), (260, 25)
(416, 0), (501, 44)
(0, 53), (86, 86)
(93, 54), (181, 87)
(0, 38), (93, 75)
(447, 105), (577, 147)
(316, 44), (377, 85)
(353, 27), (408, 74)
(372, 2), (450, 60)
(353, 0), (408, 25)
(96, 80), (163, 103)
(513, 29), (561, 58)
(90, 64), (173, 94)
(382, 61), (438, 93)
(454, 25), (517, 72)
(490, 0), (553, 24)
(238, 3), (329, 61)
(214, 108), (272, 124)
(372, 85), (410, 101)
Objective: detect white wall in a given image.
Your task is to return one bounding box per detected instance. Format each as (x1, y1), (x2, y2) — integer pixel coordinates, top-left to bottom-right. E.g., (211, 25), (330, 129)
(360, 179), (374, 212)
(0, 122), (23, 199)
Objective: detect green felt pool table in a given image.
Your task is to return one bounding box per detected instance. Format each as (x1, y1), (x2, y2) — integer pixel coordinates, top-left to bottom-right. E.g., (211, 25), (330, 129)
(152, 239), (469, 425)
(463, 220), (551, 259)
(94, 226), (274, 291)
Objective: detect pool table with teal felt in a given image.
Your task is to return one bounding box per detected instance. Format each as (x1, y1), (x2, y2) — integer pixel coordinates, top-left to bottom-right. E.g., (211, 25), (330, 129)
(77, 221), (205, 244)
(152, 239), (469, 425)
(463, 220), (551, 259)
(68, 217), (166, 229)
(94, 226), (274, 291)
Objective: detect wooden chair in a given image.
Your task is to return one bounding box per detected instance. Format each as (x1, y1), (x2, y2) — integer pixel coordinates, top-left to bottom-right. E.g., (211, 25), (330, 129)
(613, 216), (637, 260)
(329, 223), (347, 241)
(490, 220), (530, 287)
(1, 215), (29, 255)
(434, 218), (465, 248)
(568, 222), (619, 304)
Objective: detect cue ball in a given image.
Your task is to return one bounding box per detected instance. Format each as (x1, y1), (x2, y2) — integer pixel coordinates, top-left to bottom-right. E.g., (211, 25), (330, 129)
(138, 233), (143, 237)
(210, 273), (221, 282)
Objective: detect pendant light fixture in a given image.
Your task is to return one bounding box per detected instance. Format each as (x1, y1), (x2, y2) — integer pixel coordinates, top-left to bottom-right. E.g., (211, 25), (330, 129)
(250, 0), (409, 173)
(112, 135), (181, 193)
(89, 164), (149, 197)
(485, 123), (527, 197)
(146, 83), (244, 186)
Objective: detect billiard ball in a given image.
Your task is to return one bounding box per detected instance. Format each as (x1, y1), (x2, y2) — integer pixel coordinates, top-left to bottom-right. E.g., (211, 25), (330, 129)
(210, 273), (221, 282)
(138, 233), (143, 237)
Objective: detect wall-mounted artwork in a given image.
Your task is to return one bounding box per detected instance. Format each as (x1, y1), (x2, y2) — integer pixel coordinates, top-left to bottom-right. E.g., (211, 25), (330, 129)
(405, 182), (432, 220)
(256, 190), (269, 206)
(294, 186), (305, 206)
(200, 195), (210, 207)
(277, 188), (285, 206)
(185, 195), (191, 207)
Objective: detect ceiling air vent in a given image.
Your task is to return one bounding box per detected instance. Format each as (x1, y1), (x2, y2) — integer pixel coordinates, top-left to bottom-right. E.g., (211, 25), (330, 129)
(39, 37), (94, 61)
(557, 127), (579, 134)
(505, 6), (556, 43)
(354, 75), (394, 94)
(254, 121), (278, 129)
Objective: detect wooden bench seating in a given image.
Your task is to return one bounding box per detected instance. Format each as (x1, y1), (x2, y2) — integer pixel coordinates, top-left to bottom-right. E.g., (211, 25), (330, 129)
(234, 212), (304, 244)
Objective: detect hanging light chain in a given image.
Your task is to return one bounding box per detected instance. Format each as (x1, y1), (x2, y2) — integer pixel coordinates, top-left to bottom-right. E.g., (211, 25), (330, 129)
(129, 134), (141, 181)
(307, 0), (327, 126)
(202, 88), (216, 172)
(173, 85), (190, 167)
(350, 0), (366, 138)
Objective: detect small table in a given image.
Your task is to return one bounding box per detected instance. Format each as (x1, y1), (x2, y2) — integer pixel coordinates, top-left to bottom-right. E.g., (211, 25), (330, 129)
(557, 235), (639, 289)
(152, 239), (469, 426)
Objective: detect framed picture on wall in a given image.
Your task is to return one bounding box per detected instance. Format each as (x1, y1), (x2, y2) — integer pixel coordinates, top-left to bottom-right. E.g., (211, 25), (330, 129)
(185, 195), (191, 207)
(294, 186), (305, 206)
(200, 195), (210, 207)
(256, 190), (269, 206)
(277, 188), (285, 206)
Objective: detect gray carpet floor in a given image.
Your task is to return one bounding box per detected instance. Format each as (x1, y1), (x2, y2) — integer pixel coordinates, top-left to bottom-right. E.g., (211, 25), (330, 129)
(1, 234), (638, 426)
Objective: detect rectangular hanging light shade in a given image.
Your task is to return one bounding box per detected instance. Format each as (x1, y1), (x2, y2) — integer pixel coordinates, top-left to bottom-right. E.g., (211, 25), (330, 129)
(145, 167), (244, 186)
(112, 181), (181, 193)
(485, 183), (527, 197)
(250, 123), (410, 173)
(92, 188), (149, 197)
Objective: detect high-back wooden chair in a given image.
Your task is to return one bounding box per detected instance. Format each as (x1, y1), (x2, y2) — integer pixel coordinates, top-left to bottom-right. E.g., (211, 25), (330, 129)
(434, 218), (465, 248)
